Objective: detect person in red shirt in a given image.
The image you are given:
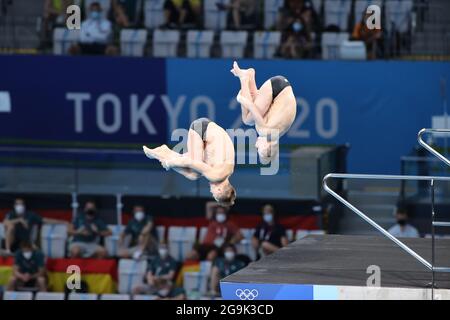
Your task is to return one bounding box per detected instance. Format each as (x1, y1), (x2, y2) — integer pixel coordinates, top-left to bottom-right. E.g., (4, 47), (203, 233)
(202, 206), (243, 248)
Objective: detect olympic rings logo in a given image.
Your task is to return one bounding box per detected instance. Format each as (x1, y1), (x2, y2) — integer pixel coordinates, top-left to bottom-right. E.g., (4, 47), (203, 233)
(235, 289), (259, 300)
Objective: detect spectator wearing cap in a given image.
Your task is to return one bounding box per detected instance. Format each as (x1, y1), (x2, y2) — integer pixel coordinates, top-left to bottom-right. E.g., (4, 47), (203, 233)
(252, 204), (289, 259)
(68, 201), (112, 258)
(209, 244), (245, 296)
(202, 206), (243, 249)
(132, 243), (178, 295)
(118, 205), (158, 259)
(7, 241), (47, 292)
(388, 207), (419, 238)
(3, 198), (66, 253)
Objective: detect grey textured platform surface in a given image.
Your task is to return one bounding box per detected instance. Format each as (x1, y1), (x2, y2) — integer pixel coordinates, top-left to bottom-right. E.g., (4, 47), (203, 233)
(224, 235), (450, 289)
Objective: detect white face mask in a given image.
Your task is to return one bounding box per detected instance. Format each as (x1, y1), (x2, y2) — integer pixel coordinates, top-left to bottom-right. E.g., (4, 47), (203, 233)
(158, 288), (170, 297)
(224, 251), (235, 261)
(134, 211), (145, 222)
(216, 213), (226, 223)
(263, 213), (273, 223)
(159, 248), (168, 258)
(213, 237), (225, 248)
(15, 204), (25, 215)
(23, 251), (32, 259)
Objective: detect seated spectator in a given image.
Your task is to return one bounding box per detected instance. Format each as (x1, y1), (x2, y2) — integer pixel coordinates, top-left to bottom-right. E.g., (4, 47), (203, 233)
(217, 0), (257, 29)
(42, 0), (71, 43)
(388, 207), (419, 238)
(112, 0), (142, 28)
(132, 243), (178, 295)
(7, 241), (47, 292)
(68, 201), (112, 258)
(278, 0), (317, 31)
(162, 0), (201, 28)
(279, 17), (314, 59)
(69, 1), (118, 55)
(118, 205), (158, 259)
(351, 10), (383, 60)
(3, 198), (67, 253)
(252, 204), (288, 259)
(202, 207), (243, 248)
(209, 244), (245, 296)
(155, 279), (186, 300)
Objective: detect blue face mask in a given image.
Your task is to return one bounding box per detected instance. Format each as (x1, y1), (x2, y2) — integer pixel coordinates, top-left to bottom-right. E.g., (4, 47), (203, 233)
(293, 22), (303, 32)
(90, 11), (101, 20)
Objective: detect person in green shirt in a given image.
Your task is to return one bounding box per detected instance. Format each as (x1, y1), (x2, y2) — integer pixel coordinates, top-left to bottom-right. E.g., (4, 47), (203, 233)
(68, 201), (112, 258)
(209, 244), (245, 296)
(118, 205), (158, 259)
(7, 241), (47, 292)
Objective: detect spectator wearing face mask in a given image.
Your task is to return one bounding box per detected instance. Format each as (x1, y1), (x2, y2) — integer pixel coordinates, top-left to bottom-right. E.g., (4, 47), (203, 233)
(209, 244), (245, 296)
(279, 17), (313, 59)
(68, 201), (112, 258)
(388, 207), (420, 238)
(154, 279), (186, 300)
(202, 207), (243, 249)
(69, 2), (117, 55)
(3, 198), (65, 253)
(7, 241), (47, 292)
(132, 243), (178, 295)
(252, 205), (289, 259)
(118, 205), (158, 259)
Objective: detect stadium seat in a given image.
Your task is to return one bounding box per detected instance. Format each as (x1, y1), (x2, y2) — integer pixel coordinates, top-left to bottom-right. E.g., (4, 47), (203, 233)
(68, 292), (98, 300)
(385, 0), (413, 33)
(133, 294), (158, 300)
(168, 226), (197, 262)
(120, 29), (148, 57)
(105, 224), (126, 257)
(53, 28), (80, 55)
(156, 225), (165, 243)
(3, 291), (33, 300)
(295, 229), (325, 240)
(286, 229), (294, 242)
(321, 32), (349, 59)
(235, 228), (256, 261)
(152, 29), (180, 57)
(100, 294), (131, 300)
(324, 0), (352, 31)
(263, 0), (284, 30)
(204, 0), (230, 30)
(84, 0), (111, 19)
(183, 261), (212, 298)
(253, 31), (281, 59)
(35, 292), (65, 300)
(0, 223), (4, 247)
(311, 0), (323, 13)
(143, 0), (165, 29)
(198, 226), (208, 243)
(220, 31), (248, 58)
(40, 224), (68, 258)
(339, 40), (367, 60)
(118, 259), (148, 294)
(353, 0), (383, 26)
(186, 30), (215, 58)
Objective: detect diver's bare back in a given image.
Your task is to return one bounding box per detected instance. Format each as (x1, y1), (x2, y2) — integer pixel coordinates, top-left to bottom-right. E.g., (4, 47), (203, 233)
(204, 122), (235, 180)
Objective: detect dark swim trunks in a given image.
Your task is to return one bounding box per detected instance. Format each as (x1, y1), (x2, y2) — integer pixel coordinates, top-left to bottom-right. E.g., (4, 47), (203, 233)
(270, 76), (291, 100)
(190, 118), (212, 141)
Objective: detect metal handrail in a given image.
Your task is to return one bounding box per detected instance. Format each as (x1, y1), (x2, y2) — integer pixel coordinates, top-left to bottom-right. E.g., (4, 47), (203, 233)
(418, 128), (450, 167)
(323, 173), (450, 272)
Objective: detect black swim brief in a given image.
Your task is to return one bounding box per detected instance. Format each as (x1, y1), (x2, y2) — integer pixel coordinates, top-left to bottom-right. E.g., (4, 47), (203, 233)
(270, 76), (291, 100)
(190, 118), (212, 141)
